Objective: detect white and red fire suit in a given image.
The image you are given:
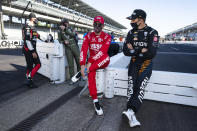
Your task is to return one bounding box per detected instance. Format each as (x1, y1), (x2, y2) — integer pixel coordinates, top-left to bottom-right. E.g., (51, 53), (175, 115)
(80, 31), (111, 99)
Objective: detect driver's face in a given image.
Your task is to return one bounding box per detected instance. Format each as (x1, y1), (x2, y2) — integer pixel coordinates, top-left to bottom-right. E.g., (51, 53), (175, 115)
(32, 18), (37, 22)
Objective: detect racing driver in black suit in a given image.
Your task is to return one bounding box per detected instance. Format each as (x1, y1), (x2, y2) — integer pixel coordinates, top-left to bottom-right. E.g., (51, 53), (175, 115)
(122, 9), (159, 128)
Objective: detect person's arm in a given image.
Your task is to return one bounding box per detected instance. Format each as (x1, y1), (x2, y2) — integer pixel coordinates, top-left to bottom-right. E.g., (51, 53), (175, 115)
(123, 31), (141, 56)
(140, 30), (159, 59)
(88, 34), (111, 63)
(80, 33), (89, 66)
(22, 25), (35, 53)
(64, 28), (75, 39)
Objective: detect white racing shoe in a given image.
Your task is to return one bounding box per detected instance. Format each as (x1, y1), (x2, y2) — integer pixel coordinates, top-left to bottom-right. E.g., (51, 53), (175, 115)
(93, 100), (103, 116)
(122, 109), (141, 127)
(71, 71), (81, 83)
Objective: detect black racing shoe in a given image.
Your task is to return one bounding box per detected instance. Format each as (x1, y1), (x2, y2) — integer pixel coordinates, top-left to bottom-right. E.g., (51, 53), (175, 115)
(26, 78), (38, 88)
(25, 78), (32, 86)
(93, 101), (103, 115)
(71, 72), (81, 83)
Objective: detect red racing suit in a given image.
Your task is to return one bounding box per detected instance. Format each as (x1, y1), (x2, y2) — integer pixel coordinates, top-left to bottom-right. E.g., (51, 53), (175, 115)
(80, 31), (111, 99)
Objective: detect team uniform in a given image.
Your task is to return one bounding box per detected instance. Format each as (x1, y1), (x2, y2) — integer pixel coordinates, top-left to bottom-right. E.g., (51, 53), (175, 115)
(80, 31), (111, 100)
(123, 25), (159, 112)
(22, 23), (41, 81)
(58, 27), (80, 78)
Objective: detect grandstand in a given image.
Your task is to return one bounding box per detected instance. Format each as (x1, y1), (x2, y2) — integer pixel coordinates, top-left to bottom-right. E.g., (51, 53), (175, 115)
(0, 0), (127, 40)
(165, 22), (197, 41)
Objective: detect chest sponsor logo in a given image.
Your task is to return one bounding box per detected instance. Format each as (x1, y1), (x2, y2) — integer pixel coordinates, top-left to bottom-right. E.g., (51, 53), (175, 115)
(133, 32), (138, 37)
(91, 38), (96, 42)
(98, 38), (103, 42)
(90, 44), (102, 51)
(134, 42), (148, 47)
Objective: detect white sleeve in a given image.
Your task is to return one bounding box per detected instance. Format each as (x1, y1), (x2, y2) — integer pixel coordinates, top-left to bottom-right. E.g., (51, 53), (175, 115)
(26, 40), (34, 51)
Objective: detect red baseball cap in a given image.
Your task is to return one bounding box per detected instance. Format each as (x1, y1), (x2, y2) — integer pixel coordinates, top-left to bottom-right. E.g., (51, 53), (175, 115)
(94, 16), (104, 24)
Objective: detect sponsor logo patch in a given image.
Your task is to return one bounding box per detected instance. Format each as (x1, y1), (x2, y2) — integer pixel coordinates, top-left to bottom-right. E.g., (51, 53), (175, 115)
(153, 36), (158, 42)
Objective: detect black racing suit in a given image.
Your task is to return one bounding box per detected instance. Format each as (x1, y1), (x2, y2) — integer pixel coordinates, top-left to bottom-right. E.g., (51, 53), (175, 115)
(22, 24), (41, 79)
(123, 25), (159, 113)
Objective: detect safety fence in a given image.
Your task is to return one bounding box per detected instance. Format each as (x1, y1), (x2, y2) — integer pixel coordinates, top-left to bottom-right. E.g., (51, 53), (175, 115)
(96, 53), (197, 107)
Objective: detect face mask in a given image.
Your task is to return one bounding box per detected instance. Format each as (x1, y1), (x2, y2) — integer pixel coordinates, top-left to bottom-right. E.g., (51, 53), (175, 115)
(130, 19), (140, 29)
(33, 19), (38, 25)
(94, 22), (103, 33)
(130, 22), (138, 29)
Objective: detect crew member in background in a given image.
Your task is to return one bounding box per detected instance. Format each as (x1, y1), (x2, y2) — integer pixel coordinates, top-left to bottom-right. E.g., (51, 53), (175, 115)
(22, 13), (41, 88)
(110, 32), (115, 42)
(72, 16), (111, 115)
(58, 18), (80, 85)
(122, 9), (159, 127)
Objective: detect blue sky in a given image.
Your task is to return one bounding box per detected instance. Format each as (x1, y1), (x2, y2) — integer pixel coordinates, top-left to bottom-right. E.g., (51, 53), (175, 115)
(82, 0), (197, 37)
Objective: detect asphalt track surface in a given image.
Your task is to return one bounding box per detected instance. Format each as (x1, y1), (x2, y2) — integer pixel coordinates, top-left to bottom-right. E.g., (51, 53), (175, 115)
(0, 43), (197, 131)
(153, 44), (197, 73)
(0, 48), (49, 103)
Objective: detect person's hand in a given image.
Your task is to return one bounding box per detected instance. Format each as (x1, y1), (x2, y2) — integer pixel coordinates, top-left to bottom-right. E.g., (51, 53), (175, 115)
(141, 48), (148, 53)
(81, 65), (86, 78)
(127, 43), (133, 50)
(32, 52), (37, 59)
(60, 25), (65, 30)
(87, 62), (91, 73)
(64, 40), (69, 44)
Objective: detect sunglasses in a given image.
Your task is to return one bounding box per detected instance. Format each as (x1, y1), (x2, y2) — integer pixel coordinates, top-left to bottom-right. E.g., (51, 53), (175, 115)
(93, 22), (103, 27)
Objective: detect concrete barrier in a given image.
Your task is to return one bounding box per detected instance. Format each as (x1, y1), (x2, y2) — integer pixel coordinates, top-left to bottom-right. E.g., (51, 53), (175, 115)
(36, 40), (66, 83)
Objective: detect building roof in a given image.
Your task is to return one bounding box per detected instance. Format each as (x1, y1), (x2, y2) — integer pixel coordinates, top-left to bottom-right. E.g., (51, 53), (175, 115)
(49, 0), (127, 29)
(166, 22), (197, 35)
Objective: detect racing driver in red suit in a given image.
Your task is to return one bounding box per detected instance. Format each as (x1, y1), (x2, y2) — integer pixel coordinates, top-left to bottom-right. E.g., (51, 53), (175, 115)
(73, 16), (111, 115)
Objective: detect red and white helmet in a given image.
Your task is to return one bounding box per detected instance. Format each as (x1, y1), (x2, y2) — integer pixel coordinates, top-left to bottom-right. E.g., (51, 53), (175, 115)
(94, 16), (104, 25)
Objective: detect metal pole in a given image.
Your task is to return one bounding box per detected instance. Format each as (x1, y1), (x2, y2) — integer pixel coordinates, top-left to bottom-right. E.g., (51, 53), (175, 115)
(0, 0), (7, 39)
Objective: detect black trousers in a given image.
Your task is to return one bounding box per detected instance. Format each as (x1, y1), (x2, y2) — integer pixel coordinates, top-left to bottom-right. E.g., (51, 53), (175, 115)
(23, 48), (41, 78)
(127, 59), (152, 113)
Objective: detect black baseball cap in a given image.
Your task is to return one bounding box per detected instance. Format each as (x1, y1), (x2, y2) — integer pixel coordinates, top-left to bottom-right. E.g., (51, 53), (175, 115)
(126, 9), (146, 21)
(29, 13), (36, 19)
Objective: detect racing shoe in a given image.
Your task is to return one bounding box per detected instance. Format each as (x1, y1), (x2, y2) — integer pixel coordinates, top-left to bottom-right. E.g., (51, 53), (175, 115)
(93, 100), (103, 115)
(25, 78), (38, 88)
(122, 109), (141, 127)
(25, 78), (33, 87)
(71, 71), (81, 83)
